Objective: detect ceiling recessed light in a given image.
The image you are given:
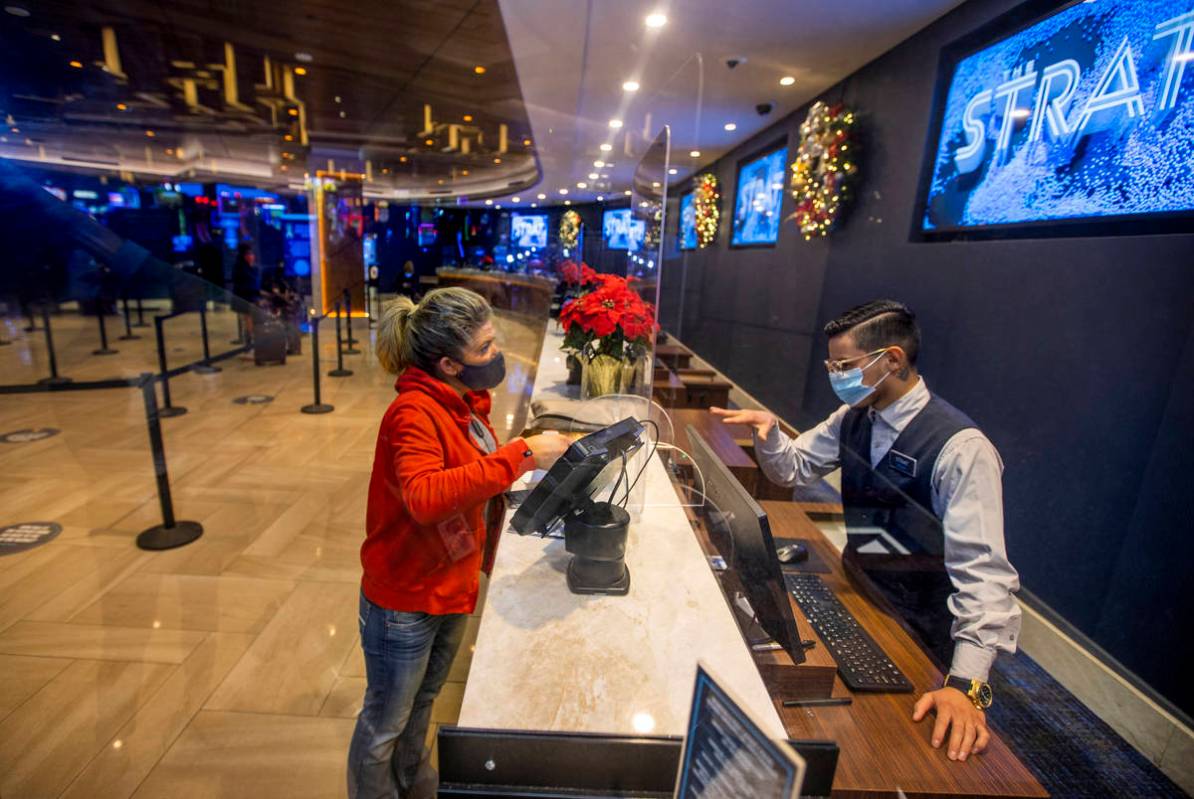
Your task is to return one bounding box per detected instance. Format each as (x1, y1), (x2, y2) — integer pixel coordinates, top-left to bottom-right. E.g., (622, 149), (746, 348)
(564, 200), (571, 205)
(622, 80), (640, 92)
(294, 66), (308, 76)
(724, 122), (737, 131)
(624, 190), (632, 196)
(145, 130), (155, 137)
(577, 181), (588, 188)
(597, 195), (604, 201)
(512, 196), (520, 202)
(780, 76), (796, 86)
(485, 199), (493, 205)
(601, 173), (609, 179)
(689, 150), (701, 158)
(474, 65), (487, 75)
(588, 172), (599, 180)
(594, 160), (605, 168)
(333, 95), (341, 104)
(558, 188), (568, 195)
(399, 155), (408, 162)
(668, 168), (678, 174)
(4, 6), (31, 17)
(652, 181), (660, 188)
(531, 202), (537, 207)
(50, 33), (60, 42)
(339, 110), (346, 118)
(645, 12), (667, 28)
(599, 143), (613, 152)
(68, 59), (82, 69)
(295, 52), (313, 63)
(462, 114), (473, 122)
(608, 119), (623, 129)
(496, 204), (502, 209)
(537, 193), (546, 200)
(116, 102), (127, 111)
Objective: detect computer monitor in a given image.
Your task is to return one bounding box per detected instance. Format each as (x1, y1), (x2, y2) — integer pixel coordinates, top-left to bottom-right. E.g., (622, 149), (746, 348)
(685, 426), (805, 665)
(511, 417), (645, 536)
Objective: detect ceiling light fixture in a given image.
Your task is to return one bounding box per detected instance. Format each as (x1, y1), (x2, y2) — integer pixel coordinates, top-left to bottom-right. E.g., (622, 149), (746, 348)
(145, 130), (155, 137)
(689, 150), (701, 158)
(474, 65), (487, 75)
(597, 195), (604, 201)
(599, 143), (613, 152)
(608, 119), (623, 129)
(559, 188), (568, 195)
(339, 111), (346, 118)
(284, 134), (294, 141)
(496, 204), (502, 209)
(512, 196), (520, 202)
(537, 193), (546, 200)
(622, 80), (640, 92)
(588, 172), (599, 180)
(334, 95), (341, 103)
(116, 102), (127, 111)
(294, 66), (308, 76)
(295, 52), (313, 63)
(624, 190), (632, 196)
(461, 169), (469, 176)
(668, 168), (678, 174)
(645, 12), (667, 28)
(724, 122), (736, 131)
(425, 138), (434, 146)
(564, 200), (571, 205)
(531, 202), (537, 207)
(68, 59), (82, 69)
(523, 137), (532, 146)
(288, 108), (298, 116)
(577, 181), (588, 188)
(462, 114), (473, 122)
(780, 76), (796, 86)
(594, 160), (605, 168)
(485, 199), (493, 205)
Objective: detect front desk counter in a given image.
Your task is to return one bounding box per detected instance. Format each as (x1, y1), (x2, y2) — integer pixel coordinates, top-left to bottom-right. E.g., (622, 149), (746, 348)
(458, 330), (1046, 798)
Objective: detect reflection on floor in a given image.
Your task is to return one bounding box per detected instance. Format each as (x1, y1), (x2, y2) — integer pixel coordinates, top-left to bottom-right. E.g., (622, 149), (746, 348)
(0, 305), (545, 798)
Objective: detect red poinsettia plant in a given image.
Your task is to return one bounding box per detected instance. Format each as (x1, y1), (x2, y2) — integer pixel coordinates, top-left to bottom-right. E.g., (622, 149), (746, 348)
(559, 260), (599, 288)
(560, 273), (658, 361)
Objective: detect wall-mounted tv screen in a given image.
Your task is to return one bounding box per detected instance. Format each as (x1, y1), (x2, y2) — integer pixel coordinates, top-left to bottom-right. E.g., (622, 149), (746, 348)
(511, 212), (548, 249)
(731, 143), (787, 247)
(679, 191), (697, 250)
(920, 0), (1194, 237)
(603, 208), (646, 251)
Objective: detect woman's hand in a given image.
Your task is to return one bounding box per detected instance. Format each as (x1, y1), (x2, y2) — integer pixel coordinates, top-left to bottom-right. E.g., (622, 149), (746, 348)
(524, 432), (572, 470)
(709, 406), (776, 438)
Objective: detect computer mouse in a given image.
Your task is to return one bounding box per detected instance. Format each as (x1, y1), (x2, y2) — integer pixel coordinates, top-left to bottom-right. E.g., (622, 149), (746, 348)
(776, 543), (808, 564)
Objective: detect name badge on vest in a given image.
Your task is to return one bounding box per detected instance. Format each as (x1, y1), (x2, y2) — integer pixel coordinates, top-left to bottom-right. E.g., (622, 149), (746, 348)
(889, 449), (918, 478)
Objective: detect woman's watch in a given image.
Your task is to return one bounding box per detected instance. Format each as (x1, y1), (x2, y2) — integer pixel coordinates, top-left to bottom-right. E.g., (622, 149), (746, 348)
(944, 675), (993, 710)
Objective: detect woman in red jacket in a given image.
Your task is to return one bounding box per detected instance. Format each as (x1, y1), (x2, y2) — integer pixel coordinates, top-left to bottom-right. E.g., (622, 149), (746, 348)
(348, 287), (569, 799)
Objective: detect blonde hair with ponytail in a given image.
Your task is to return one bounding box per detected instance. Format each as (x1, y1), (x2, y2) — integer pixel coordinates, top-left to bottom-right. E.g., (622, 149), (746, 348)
(376, 288), (493, 375)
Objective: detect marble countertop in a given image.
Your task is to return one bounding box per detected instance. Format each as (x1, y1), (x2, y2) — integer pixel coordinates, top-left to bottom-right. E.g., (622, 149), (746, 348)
(458, 329), (784, 738)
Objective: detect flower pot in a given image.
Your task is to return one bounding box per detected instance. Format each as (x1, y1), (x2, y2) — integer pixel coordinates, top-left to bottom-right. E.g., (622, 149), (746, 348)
(581, 354), (644, 400)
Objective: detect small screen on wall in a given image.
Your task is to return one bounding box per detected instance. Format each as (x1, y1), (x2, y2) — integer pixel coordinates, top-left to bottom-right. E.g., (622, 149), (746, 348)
(921, 0), (1194, 234)
(731, 146), (787, 246)
(603, 208), (646, 251)
(679, 191), (698, 250)
(511, 213), (548, 249)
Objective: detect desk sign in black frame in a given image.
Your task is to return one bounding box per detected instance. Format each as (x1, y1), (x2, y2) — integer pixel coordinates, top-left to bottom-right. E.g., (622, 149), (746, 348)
(674, 663), (804, 798)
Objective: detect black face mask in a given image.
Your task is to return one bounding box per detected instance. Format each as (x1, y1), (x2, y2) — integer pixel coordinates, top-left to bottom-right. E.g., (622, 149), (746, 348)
(455, 351), (506, 391)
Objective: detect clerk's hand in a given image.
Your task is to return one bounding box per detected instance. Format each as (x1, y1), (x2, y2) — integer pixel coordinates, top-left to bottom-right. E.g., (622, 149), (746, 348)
(912, 688), (989, 762)
(709, 406), (776, 438)
(523, 432), (571, 470)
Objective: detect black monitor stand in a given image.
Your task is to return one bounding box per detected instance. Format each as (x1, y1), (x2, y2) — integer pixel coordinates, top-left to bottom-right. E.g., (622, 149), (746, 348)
(563, 499), (631, 595)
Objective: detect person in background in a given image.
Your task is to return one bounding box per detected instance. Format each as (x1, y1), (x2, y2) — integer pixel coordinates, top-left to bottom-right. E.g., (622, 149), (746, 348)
(230, 242), (258, 341)
(712, 299), (1021, 765)
(347, 287), (570, 799)
(399, 260), (419, 300)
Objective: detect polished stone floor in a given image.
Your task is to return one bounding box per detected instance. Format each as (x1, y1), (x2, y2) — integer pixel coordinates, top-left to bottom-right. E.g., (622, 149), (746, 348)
(0, 304), (545, 798)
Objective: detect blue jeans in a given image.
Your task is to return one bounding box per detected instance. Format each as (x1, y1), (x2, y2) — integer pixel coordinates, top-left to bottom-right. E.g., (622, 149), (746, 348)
(347, 591), (467, 799)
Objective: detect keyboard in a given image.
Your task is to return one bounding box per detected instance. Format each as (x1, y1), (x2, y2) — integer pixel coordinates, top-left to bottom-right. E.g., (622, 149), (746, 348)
(784, 572), (914, 693)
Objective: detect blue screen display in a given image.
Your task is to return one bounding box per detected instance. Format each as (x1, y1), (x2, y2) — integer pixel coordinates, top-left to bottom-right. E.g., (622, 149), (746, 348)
(511, 213), (548, 249)
(923, 1), (1194, 231)
(679, 192), (697, 250)
(603, 208), (646, 250)
(731, 146), (787, 246)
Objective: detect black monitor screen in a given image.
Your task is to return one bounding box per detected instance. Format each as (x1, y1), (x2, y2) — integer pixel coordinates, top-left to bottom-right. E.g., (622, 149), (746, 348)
(686, 426), (804, 665)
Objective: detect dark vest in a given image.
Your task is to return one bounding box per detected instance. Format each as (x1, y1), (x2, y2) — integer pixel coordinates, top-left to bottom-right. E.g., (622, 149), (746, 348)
(839, 393), (979, 664)
(839, 394), (977, 557)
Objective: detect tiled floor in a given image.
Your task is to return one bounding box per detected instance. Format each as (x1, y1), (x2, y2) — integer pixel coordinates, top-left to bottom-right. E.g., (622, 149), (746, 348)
(0, 305), (544, 798)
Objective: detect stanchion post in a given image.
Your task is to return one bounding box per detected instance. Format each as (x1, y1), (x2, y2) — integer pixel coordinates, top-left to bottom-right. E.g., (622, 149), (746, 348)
(301, 310), (334, 414)
(133, 297), (149, 328)
(36, 304), (72, 386)
(23, 301), (39, 333)
(329, 301), (352, 377)
(119, 297), (140, 341)
(230, 312), (244, 345)
(92, 305), (118, 356)
(193, 306), (221, 374)
(154, 316), (187, 417)
(136, 373), (203, 550)
(343, 288), (360, 354)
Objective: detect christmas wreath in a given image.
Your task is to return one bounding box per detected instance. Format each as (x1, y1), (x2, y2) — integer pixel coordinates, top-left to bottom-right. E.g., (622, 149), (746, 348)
(559, 209), (581, 250)
(693, 173), (720, 247)
(790, 101), (858, 240)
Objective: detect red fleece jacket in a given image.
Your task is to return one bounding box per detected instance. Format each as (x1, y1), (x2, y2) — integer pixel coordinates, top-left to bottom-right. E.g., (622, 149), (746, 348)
(361, 366), (534, 615)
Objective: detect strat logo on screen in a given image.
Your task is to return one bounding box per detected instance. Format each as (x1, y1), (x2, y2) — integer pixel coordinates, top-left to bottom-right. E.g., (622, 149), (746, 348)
(955, 9), (1194, 173)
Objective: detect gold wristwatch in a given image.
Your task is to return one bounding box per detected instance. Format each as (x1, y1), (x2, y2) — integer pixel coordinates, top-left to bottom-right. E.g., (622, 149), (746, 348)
(944, 675), (993, 710)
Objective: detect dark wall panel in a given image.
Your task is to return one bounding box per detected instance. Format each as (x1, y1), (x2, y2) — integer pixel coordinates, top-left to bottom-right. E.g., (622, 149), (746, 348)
(661, 0), (1194, 713)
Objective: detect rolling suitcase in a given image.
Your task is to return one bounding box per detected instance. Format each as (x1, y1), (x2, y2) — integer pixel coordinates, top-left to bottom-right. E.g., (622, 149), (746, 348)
(254, 318), (287, 365)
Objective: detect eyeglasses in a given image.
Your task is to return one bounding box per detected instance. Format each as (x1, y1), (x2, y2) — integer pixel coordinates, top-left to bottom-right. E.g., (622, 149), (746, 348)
(823, 348), (889, 375)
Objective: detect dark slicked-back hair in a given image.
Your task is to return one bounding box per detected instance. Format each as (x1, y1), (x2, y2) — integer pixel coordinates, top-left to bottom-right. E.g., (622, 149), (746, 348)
(824, 300), (921, 365)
